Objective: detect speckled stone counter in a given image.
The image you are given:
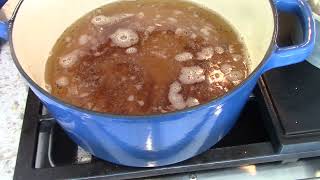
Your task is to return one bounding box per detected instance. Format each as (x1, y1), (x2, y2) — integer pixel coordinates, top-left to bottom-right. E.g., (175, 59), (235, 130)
(0, 43), (27, 180)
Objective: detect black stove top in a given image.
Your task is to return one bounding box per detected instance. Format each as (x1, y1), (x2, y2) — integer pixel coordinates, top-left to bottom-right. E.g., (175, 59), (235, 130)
(13, 13), (320, 180)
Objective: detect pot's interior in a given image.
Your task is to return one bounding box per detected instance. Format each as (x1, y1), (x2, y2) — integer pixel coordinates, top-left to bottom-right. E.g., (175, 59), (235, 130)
(12, 0), (275, 90)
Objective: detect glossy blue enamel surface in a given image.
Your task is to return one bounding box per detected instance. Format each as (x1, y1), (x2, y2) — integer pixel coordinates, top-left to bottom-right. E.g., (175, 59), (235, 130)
(0, 0), (7, 40)
(10, 0), (316, 167)
(0, 0), (6, 8)
(263, 0), (317, 72)
(31, 76), (257, 167)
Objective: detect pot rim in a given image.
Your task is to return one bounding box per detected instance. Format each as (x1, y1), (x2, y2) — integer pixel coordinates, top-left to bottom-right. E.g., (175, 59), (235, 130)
(8, 0), (278, 120)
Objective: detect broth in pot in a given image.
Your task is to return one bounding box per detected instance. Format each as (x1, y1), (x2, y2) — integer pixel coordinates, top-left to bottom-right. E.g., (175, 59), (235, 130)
(45, 0), (250, 115)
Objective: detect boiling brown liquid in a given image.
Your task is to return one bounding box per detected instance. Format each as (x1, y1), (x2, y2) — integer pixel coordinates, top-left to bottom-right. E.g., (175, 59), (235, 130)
(45, 0), (250, 115)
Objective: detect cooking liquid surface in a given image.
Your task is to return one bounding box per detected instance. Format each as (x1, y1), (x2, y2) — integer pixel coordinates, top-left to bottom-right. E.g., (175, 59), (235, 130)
(45, 0), (249, 115)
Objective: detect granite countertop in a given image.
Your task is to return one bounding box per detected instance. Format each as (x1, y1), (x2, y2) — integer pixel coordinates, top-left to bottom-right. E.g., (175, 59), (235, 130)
(0, 43), (27, 180)
(0, 1), (27, 179)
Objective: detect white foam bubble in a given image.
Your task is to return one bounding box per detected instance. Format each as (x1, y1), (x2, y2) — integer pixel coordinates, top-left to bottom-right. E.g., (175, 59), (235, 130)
(152, 106), (158, 111)
(197, 47), (214, 60)
(78, 34), (91, 45)
(215, 84), (224, 90)
(233, 80), (242, 86)
(91, 14), (134, 26)
(45, 84), (52, 93)
(113, 13), (135, 21)
(175, 28), (191, 37)
(207, 69), (225, 84)
(190, 33), (197, 39)
(174, 10), (183, 15)
(200, 27), (211, 36)
(186, 97), (200, 107)
(175, 52), (193, 62)
(91, 15), (108, 26)
(85, 102), (94, 109)
(168, 81), (186, 110)
(126, 47), (138, 54)
(59, 50), (79, 68)
(68, 86), (79, 95)
(137, 100), (145, 106)
(127, 95), (135, 101)
(169, 94), (185, 108)
(232, 54), (242, 62)
(220, 64), (233, 74)
(137, 12), (145, 19)
(146, 26), (156, 33)
(229, 44), (236, 53)
(65, 37), (72, 43)
(169, 81), (182, 93)
(179, 66), (206, 85)
(56, 76), (69, 87)
(215, 46), (224, 54)
(94, 52), (103, 57)
(168, 82), (201, 110)
(121, 77), (127, 81)
(79, 92), (90, 98)
(159, 106), (168, 113)
(110, 28), (139, 48)
(135, 84), (143, 90)
(208, 62), (219, 69)
(150, 51), (167, 59)
(226, 71), (244, 81)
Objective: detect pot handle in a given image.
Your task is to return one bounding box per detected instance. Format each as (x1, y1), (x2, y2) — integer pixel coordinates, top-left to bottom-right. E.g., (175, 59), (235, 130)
(264, 0), (316, 72)
(0, 0), (8, 41)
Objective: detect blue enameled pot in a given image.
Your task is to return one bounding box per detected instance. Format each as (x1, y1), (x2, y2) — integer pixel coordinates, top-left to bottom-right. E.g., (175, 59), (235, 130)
(2, 0), (316, 167)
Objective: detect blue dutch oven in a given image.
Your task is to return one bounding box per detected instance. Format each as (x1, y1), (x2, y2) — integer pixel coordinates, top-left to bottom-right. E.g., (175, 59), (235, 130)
(2, 0), (316, 167)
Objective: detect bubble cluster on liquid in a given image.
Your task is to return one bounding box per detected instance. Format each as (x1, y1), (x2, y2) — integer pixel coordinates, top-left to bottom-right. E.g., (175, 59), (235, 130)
(46, 0), (250, 115)
(175, 52), (193, 62)
(197, 47), (214, 60)
(110, 28), (139, 48)
(179, 66), (206, 85)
